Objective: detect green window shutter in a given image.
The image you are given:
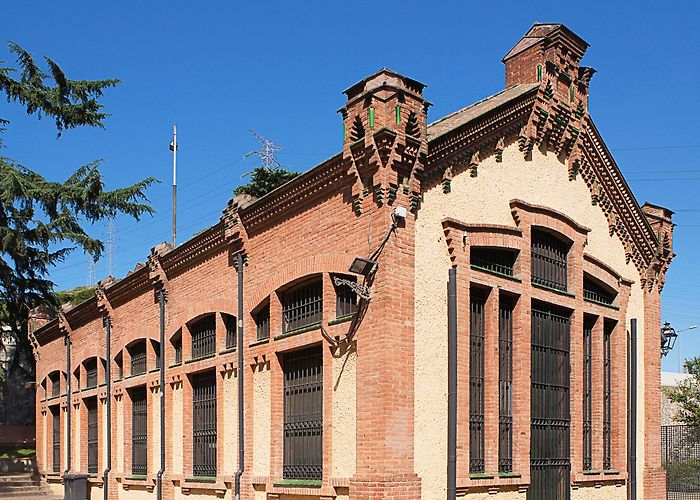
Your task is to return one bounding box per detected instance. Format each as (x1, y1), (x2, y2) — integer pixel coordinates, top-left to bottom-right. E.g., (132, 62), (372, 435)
(569, 85), (575, 103)
(395, 105), (401, 125)
(537, 64), (543, 82)
(369, 107), (375, 128)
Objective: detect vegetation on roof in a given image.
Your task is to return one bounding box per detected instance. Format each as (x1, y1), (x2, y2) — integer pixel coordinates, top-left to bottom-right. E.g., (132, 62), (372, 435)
(234, 166), (300, 199)
(54, 286), (97, 308)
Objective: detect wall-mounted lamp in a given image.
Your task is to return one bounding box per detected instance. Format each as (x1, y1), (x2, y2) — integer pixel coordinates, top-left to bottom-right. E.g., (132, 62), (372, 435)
(661, 322), (697, 357)
(349, 257), (377, 276)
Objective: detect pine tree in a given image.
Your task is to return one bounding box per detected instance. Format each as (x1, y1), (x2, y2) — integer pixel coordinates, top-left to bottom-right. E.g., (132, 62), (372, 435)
(234, 166), (299, 199)
(0, 42), (156, 380)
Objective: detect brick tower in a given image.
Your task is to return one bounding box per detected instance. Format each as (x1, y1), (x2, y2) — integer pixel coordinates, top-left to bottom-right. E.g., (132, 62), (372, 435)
(340, 69), (428, 499)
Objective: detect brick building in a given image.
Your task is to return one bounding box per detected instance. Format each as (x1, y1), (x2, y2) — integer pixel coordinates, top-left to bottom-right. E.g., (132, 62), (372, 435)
(31, 24), (674, 500)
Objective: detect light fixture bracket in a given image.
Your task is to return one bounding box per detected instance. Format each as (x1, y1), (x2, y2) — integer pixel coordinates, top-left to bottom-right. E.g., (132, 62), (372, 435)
(334, 276), (372, 301)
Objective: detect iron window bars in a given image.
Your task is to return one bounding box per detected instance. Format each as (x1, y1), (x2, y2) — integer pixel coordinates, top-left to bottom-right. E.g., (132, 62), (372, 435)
(583, 276), (616, 306)
(583, 316), (594, 471)
(469, 289), (486, 474)
(85, 358), (98, 389)
(51, 374), (60, 398)
(51, 407), (60, 473)
(191, 315), (216, 360)
(130, 341), (147, 377)
(131, 387), (148, 476)
(87, 398), (98, 474)
(334, 275), (358, 317)
(173, 335), (182, 365)
(471, 248), (518, 278)
(283, 347), (323, 480)
(530, 303), (571, 500)
(603, 320), (613, 470)
(282, 280), (322, 333)
(255, 304), (270, 341)
(498, 294), (514, 473)
(224, 313), (237, 349)
(531, 230), (569, 292)
(192, 371), (217, 477)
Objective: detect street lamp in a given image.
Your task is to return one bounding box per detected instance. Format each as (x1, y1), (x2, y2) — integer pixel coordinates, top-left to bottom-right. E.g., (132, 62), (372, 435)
(661, 322), (697, 358)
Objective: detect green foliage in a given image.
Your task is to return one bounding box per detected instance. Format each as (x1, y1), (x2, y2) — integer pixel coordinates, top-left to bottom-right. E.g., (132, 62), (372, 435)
(54, 286), (97, 308)
(0, 43), (156, 380)
(666, 357), (700, 428)
(234, 167), (299, 198)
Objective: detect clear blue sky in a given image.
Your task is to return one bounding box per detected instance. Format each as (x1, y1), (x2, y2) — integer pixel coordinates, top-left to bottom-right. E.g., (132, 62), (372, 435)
(2, 1), (699, 371)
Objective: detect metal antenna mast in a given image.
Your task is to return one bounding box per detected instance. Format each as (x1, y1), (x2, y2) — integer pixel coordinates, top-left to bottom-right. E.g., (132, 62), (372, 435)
(87, 258), (96, 285)
(244, 130), (284, 170)
(107, 219), (117, 278)
(170, 124), (178, 247)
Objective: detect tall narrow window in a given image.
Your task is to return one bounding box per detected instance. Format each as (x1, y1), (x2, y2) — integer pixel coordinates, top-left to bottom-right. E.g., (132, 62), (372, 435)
(531, 229), (569, 292)
(192, 371), (217, 477)
(87, 397), (98, 474)
(191, 315), (216, 360)
(283, 347), (322, 480)
(583, 316), (595, 471)
(51, 373), (60, 398)
(130, 341), (147, 377)
(282, 279), (322, 333)
(172, 333), (182, 365)
(334, 276), (358, 318)
(115, 353), (123, 381)
(154, 341), (161, 370)
(131, 387), (147, 475)
(51, 407), (60, 473)
(85, 358), (97, 388)
(469, 289), (486, 474)
(223, 314), (237, 349)
(603, 320), (613, 470)
(255, 304), (270, 341)
(583, 275), (617, 306)
(498, 294), (514, 473)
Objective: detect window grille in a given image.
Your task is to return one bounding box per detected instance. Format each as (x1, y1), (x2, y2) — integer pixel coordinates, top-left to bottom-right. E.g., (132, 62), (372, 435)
(51, 374), (60, 398)
(498, 294), (514, 473)
(583, 276), (616, 305)
(85, 358), (97, 388)
(469, 289), (486, 474)
(130, 341), (147, 377)
(335, 276), (358, 317)
(191, 315), (216, 360)
(530, 303), (571, 500)
(583, 316), (595, 471)
(131, 387), (147, 475)
(531, 230), (569, 291)
(471, 248), (517, 277)
(154, 342), (161, 370)
(51, 407), (60, 473)
(224, 314), (237, 349)
(283, 347), (323, 480)
(87, 398), (98, 474)
(282, 280), (322, 333)
(255, 305), (270, 341)
(603, 320), (613, 470)
(192, 371), (217, 477)
(173, 337), (182, 365)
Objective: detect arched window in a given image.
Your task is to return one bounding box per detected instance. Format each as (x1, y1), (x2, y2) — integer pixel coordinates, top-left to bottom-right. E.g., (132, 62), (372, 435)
(84, 357), (97, 388)
(190, 315), (216, 360)
(222, 313), (237, 349)
(129, 340), (147, 377)
(531, 229), (570, 292)
(282, 278), (322, 333)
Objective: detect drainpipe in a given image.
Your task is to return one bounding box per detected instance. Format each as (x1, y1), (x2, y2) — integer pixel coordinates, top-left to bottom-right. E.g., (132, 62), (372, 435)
(628, 318), (637, 500)
(157, 290), (166, 500)
(235, 252), (245, 500)
(103, 317), (112, 500)
(447, 267), (457, 500)
(64, 334), (71, 476)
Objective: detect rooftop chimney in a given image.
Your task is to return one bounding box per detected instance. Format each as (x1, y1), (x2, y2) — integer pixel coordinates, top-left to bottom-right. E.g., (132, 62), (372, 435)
(503, 24), (595, 110)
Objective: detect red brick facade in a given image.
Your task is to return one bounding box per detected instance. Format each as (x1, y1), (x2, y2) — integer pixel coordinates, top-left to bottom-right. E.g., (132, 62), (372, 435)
(31, 23), (673, 500)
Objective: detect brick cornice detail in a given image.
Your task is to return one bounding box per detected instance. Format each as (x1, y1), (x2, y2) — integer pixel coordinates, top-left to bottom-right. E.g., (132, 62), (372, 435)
(510, 199), (591, 236)
(441, 218), (524, 267)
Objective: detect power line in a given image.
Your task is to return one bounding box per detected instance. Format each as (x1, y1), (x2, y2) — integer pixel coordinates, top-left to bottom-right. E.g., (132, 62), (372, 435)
(611, 145), (700, 152)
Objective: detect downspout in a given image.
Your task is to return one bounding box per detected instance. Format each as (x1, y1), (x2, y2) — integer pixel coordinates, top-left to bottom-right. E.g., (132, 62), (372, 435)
(157, 290), (166, 500)
(103, 317), (112, 500)
(235, 252), (245, 500)
(447, 267), (457, 500)
(63, 334), (71, 476)
(628, 318), (637, 500)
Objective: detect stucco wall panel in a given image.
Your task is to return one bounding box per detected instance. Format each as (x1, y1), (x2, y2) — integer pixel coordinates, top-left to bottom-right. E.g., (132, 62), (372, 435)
(172, 384), (183, 474)
(458, 491), (525, 500)
(116, 397), (124, 474)
(571, 484), (627, 499)
(118, 485), (153, 500)
(253, 363), (271, 476)
(223, 370), (238, 475)
(150, 386), (161, 473)
(332, 343), (357, 478)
